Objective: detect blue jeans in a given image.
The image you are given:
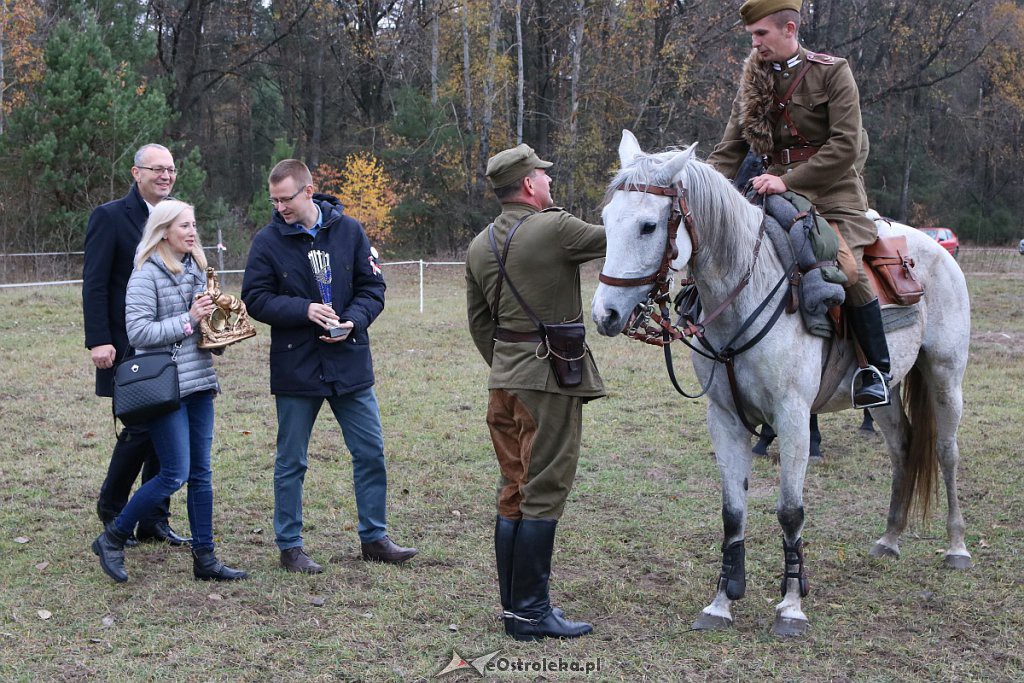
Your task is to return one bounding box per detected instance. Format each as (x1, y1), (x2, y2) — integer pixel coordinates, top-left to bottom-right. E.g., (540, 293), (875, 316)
(274, 388), (388, 549)
(114, 391), (216, 550)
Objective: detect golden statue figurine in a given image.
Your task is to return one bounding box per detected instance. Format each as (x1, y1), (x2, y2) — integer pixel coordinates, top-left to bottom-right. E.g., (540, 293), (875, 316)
(197, 267), (257, 349)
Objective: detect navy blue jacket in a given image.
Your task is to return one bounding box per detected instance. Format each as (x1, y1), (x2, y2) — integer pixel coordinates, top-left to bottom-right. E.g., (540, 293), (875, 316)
(241, 194), (385, 397)
(82, 184), (149, 397)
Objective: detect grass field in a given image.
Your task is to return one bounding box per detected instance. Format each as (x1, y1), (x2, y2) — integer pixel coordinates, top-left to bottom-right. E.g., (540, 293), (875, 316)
(1, 257), (1022, 681)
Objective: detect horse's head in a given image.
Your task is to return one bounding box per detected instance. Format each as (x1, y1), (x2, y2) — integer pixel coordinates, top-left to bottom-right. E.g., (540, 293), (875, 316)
(592, 130), (698, 337)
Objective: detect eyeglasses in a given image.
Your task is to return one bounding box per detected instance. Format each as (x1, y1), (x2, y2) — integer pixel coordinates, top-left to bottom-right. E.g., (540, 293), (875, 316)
(137, 165), (177, 176)
(268, 186), (308, 206)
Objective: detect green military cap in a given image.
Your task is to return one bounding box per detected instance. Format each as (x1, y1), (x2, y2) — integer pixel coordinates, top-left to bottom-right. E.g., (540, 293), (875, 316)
(485, 143), (553, 189)
(739, 0), (802, 25)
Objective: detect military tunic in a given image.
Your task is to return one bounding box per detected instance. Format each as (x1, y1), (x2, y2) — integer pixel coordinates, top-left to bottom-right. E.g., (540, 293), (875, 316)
(466, 203), (606, 519)
(708, 47), (878, 305)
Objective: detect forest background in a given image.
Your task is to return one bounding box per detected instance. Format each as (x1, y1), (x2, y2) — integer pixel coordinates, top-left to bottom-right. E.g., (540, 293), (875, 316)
(1, 0), (1023, 263)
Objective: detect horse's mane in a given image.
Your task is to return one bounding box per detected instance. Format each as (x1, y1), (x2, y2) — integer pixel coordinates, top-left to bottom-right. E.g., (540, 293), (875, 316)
(606, 150), (778, 286)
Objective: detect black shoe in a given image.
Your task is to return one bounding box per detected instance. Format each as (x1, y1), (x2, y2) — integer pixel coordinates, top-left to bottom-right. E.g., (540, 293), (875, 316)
(136, 521), (191, 546)
(91, 523), (130, 583)
(192, 546), (248, 581)
(506, 519), (592, 642)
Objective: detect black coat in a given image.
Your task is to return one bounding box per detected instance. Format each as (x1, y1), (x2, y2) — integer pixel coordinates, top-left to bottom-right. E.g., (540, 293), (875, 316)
(82, 184), (149, 397)
(241, 194), (386, 397)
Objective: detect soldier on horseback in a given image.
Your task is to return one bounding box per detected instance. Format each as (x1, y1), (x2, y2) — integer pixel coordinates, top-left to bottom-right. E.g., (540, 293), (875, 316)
(706, 0), (891, 408)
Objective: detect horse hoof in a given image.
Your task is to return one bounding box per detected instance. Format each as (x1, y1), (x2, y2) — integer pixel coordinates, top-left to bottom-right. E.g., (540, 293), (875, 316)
(771, 616), (809, 637)
(869, 542), (900, 559)
(691, 613), (733, 631)
(943, 554), (972, 570)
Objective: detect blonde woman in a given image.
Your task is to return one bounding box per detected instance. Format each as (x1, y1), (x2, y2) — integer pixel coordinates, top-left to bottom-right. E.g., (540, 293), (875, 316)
(92, 200), (247, 583)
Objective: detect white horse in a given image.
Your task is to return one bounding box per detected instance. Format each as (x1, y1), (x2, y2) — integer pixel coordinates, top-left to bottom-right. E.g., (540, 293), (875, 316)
(592, 130), (971, 637)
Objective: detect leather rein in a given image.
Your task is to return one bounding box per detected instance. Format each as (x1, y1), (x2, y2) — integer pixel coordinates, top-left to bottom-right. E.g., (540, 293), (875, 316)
(598, 180), (798, 435)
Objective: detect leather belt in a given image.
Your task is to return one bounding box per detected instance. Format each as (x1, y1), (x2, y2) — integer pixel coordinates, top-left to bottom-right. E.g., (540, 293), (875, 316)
(495, 327), (543, 343)
(770, 146), (820, 165)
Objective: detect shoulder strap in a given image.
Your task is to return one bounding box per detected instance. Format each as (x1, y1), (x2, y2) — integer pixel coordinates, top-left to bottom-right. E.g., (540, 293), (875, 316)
(487, 216), (545, 334)
(771, 60), (815, 146)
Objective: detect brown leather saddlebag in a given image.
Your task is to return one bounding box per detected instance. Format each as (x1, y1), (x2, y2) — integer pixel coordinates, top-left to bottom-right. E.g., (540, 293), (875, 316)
(863, 236), (924, 306)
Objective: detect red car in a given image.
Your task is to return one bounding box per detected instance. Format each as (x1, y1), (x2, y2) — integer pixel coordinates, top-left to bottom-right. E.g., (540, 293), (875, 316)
(919, 227), (959, 259)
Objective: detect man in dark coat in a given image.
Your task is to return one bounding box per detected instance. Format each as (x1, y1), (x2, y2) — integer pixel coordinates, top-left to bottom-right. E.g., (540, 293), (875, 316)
(82, 143), (190, 545)
(466, 144), (606, 641)
(707, 0), (892, 409)
(241, 159), (416, 574)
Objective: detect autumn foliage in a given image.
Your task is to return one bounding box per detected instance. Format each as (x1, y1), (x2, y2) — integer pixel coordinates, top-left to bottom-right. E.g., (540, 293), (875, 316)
(0, 0), (45, 118)
(313, 153), (397, 247)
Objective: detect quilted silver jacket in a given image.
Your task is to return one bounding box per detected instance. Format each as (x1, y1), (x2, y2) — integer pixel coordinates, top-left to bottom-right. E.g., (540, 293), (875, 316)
(125, 254), (219, 398)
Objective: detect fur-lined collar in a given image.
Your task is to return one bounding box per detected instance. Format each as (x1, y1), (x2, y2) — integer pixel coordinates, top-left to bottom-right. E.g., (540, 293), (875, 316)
(738, 49), (777, 156)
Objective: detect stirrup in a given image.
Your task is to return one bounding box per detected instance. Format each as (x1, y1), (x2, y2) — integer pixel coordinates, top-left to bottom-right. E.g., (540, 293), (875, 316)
(851, 365), (891, 409)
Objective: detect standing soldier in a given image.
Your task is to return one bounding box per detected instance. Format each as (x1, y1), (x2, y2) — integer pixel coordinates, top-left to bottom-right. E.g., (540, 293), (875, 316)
(466, 144), (606, 641)
(707, 0), (891, 408)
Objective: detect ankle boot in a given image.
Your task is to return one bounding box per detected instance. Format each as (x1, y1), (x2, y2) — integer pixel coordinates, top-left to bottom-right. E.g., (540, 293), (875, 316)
(192, 546), (248, 581)
(92, 523), (130, 583)
(506, 518), (592, 642)
(847, 299), (892, 408)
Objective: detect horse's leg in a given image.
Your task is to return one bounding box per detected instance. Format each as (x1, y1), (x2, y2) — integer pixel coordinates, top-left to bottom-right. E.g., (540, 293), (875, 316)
(927, 376), (971, 569)
(867, 391), (911, 558)
(693, 403), (752, 631)
(771, 413), (812, 637)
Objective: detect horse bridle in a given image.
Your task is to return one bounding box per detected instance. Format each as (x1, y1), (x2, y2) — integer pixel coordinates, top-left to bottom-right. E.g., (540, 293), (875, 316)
(598, 178), (797, 430)
(598, 180), (698, 292)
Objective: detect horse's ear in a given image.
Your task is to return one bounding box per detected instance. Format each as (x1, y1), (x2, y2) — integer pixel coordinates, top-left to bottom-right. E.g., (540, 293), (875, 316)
(658, 142), (700, 183)
(619, 129), (642, 168)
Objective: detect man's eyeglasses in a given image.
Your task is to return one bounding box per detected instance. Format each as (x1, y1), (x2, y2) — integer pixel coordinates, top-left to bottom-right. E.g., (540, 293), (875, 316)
(268, 186), (308, 206)
(137, 165), (177, 175)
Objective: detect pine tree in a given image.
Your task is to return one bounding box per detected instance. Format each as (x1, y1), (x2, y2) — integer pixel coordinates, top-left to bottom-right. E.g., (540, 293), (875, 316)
(1, 11), (171, 248)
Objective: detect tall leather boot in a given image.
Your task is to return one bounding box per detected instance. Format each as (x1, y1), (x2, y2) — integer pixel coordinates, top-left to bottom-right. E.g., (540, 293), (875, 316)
(192, 546), (249, 581)
(506, 518), (592, 642)
(92, 522), (130, 583)
(496, 516), (565, 635)
(847, 299), (892, 408)
(495, 516), (519, 635)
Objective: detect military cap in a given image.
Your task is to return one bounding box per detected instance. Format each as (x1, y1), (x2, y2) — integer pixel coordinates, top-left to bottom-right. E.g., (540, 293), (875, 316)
(739, 0), (802, 25)
(485, 144), (553, 189)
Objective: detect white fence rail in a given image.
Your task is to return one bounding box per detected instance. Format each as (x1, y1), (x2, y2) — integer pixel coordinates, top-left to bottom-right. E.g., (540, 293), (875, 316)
(0, 258), (467, 314)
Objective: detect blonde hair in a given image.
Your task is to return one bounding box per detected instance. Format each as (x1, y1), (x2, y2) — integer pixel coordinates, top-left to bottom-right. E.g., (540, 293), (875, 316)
(134, 199), (208, 273)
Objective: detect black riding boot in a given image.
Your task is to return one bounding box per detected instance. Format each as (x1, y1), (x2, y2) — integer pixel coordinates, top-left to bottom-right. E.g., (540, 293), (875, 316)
(192, 546), (249, 581)
(495, 516), (519, 635)
(847, 299), (892, 408)
(506, 519), (592, 642)
(496, 515), (564, 635)
(92, 522), (130, 583)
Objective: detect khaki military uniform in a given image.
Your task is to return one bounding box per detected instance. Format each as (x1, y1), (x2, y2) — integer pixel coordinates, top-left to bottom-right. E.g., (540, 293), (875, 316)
(466, 203), (606, 519)
(708, 47), (877, 305)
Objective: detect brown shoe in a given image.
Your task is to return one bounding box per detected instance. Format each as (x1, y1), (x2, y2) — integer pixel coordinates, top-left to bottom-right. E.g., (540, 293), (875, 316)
(280, 547), (323, 574)
(361, 535), (417, 564)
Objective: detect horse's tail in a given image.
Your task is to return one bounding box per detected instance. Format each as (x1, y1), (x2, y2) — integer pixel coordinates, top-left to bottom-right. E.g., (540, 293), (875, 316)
(901, 364), (938, 521)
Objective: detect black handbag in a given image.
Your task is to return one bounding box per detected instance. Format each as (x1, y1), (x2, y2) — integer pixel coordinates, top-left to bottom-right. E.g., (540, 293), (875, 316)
(112, 346), (181, 425)
(487, 220), (588, 388)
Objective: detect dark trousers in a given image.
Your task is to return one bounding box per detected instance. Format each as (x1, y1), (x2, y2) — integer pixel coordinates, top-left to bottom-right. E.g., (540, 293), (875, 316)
(96, 421), (170, 528)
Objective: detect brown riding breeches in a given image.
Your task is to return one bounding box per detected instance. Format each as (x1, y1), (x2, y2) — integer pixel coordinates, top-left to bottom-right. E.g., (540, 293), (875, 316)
(824, 207), (878, 307)
(486, 388), (583, 520)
